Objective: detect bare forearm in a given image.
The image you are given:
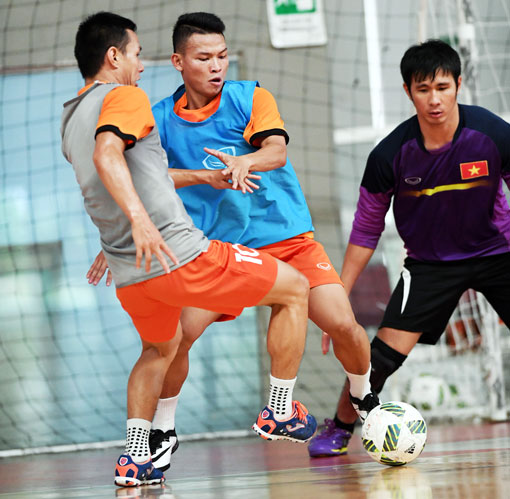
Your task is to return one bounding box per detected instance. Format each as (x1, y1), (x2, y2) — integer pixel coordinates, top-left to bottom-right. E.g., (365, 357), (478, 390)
(239, 133), (289, 172)
(93, 132), (177, 273)
(340, 243), (375, 295)
(169, 168), (220, 188)
(241, 140), (287, 172)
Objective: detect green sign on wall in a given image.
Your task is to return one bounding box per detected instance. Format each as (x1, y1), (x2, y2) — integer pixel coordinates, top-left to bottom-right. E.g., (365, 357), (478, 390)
(274, 0), (316, 15)
(267, 0), (327, 48)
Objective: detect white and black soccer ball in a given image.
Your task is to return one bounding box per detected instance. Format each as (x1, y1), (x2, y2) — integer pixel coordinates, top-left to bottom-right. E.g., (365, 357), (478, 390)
(361, 401), (427, 466)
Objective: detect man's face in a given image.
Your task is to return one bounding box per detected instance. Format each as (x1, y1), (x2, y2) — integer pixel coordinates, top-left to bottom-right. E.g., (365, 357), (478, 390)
(405, 71), (461, 127)
(117, 29), (144, 86)
(172, 33), (229, 101)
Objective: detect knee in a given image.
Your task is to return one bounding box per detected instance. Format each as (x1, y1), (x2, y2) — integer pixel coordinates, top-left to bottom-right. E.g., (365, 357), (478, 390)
(292, 271), (310, 303)
(179, 326), (201, 351)
(142, 336), (180, 368)
(329, 315), (360, 338)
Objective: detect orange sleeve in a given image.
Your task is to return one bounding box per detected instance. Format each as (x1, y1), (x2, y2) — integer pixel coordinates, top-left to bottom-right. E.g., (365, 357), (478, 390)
(243, 87), (289, 147)
(96, 85), (155, 149)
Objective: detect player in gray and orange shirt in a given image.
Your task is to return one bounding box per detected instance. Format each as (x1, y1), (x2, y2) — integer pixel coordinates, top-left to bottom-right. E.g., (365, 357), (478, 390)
(62, 11), (317, 487)
(309, 39), (510, 458)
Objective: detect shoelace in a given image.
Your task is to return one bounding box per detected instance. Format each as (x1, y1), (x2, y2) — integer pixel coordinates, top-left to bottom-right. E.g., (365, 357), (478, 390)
(293, 401), (309, 423)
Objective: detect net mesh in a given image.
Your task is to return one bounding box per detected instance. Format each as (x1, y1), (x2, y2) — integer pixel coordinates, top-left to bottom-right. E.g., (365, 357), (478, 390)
(1, 0), (509, 452)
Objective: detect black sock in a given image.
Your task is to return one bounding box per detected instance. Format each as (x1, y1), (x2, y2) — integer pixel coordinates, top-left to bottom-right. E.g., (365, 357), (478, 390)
(333, 415), (355, 433)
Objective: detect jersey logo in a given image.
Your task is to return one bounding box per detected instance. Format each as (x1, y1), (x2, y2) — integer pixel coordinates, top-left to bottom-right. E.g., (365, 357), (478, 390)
(460, 160), (489, 180)
(317, 262), (331, 270)
(404, 177), (422, 185)
(202, 146), (236, 170)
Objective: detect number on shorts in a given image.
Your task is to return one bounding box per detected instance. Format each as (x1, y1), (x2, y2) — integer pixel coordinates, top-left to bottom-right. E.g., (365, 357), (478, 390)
(232, 244), (263, 265)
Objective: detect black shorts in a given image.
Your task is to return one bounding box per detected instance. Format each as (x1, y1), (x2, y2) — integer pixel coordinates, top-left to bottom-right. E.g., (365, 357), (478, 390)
(380, 252), (510, 345)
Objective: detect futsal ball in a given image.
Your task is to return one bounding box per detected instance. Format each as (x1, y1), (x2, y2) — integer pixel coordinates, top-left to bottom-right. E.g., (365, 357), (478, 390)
(403, 373), (451, 412)
(361, 401), (427, 466)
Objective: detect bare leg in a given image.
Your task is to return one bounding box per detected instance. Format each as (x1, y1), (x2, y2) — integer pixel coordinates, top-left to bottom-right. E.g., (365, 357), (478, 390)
(159, 307), (221, 398)
(251, 259), (316, 442)
(127, 325), (183, 421)
(257, 259), (310, 379)
(308, 283), (370, 375)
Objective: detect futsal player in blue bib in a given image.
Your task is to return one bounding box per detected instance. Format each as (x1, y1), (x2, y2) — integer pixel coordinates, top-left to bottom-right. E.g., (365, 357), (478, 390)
(150, 11), (381, 468)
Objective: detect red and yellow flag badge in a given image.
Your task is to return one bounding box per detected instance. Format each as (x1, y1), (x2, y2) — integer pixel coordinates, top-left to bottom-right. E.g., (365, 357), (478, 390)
(460, 160), (489, 180)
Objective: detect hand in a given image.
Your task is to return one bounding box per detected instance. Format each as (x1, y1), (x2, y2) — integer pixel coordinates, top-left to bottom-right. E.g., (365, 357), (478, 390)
(87, 250), (113, 286)
(322, 332), (331, 355)
(203, 147), (261, 194)
(206, 170), (241, 190)
(131, 215), (179, 273)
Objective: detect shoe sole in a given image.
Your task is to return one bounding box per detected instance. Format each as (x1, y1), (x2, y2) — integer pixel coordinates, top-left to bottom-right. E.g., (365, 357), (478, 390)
(114, 476), (165, 487)
(252, 423), (316, 443)
(308, 446), (348, 457)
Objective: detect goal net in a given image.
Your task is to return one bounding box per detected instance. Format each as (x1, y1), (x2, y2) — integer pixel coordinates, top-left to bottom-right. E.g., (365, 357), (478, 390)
(1, 0), (509, 454)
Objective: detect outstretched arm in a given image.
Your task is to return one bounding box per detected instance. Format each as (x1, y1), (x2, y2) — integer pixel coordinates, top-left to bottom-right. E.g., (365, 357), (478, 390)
(94, 131), (179, 273)
(340, 243), (375, 295)
(168, 167), (261, 191)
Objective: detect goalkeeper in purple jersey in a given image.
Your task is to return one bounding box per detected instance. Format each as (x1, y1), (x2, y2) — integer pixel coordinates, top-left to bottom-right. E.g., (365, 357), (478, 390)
(308, 39), (510, 457)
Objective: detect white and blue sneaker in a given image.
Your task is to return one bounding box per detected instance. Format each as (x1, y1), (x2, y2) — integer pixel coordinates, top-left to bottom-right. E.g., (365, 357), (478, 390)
(114, 454), (164, 487)
(252, 401), (317, 443)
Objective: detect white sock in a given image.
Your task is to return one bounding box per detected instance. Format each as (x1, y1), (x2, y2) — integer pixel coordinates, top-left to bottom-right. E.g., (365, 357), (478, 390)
(344, 364), (372, 400)
(268, 375), (296, 420)
(345, 364), (372, 400)
(152, 395), (179, 432)
(125, 418), (151, 463)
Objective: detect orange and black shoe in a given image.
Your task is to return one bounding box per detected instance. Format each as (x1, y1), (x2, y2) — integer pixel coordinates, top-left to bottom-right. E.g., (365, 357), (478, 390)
(252, 401), (317, 443)
(114, 454), (165, 487)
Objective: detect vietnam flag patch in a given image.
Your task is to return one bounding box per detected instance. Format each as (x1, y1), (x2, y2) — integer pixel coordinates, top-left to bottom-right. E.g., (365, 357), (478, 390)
(460, 160), (489, 180)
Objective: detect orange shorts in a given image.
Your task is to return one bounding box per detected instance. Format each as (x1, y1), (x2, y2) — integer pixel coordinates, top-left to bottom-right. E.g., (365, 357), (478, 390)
(258, 235), (343, 289)
(116, 240), (278, 343)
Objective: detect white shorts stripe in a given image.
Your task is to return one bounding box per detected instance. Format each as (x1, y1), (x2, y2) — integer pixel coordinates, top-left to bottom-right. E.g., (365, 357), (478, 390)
(401, 266), (411, 314)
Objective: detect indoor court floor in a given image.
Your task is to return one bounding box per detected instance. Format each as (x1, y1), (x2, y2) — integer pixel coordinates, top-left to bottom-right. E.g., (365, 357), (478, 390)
(0, 421), (509, 498)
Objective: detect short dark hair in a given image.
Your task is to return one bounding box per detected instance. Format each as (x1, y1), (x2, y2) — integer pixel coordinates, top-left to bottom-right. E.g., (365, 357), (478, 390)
(172, 12), (225, 53)
(74, 11), (137, 78)
(400, 39), (461, 92)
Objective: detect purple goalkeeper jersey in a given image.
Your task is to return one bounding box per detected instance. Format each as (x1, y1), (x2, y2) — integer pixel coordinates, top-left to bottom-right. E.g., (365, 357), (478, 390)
(350, 104), (510, 261)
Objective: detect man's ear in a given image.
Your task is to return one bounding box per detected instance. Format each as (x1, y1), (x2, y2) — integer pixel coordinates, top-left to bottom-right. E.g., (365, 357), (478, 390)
(171, 53), (183, 72)
(403, 82), (413, 101)
(456, 75), (462, 94)
(106, 46), (120, 68)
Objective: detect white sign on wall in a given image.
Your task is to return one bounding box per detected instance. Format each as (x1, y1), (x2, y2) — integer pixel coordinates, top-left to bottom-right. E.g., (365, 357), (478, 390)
(266, 0), (327, 49)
